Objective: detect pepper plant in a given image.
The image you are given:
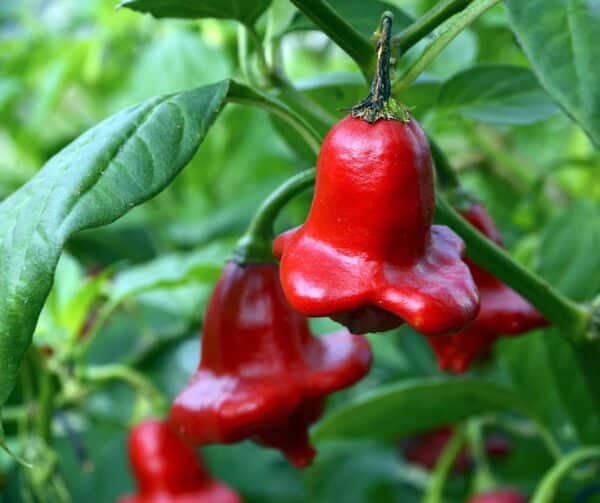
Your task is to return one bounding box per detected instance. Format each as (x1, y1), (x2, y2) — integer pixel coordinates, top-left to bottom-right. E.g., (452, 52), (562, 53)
(0, 0), (599, 502)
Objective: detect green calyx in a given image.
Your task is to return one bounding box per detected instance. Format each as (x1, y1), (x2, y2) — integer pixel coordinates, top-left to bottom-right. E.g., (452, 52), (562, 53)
(351, 12), (410, 124)
(232, 169), (317, 265)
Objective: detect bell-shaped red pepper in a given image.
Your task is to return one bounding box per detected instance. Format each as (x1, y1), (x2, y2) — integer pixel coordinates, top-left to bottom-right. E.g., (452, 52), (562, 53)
(121, 419), (240, 503)
(426, 203), (547, 373)
(169, 262), (372, 468)
(469, 488), (528, 503)
(273, 115), (479, 335)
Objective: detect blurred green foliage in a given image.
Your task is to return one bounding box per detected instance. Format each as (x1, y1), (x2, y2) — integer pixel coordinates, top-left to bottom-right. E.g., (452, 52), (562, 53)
(1, 0), (599, 502)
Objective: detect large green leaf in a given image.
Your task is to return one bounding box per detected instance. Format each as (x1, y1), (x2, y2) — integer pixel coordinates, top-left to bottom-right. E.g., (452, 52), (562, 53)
(119, 0), (272, 26)
(312, 378), (528, 442)
(0, 81), (229, 407)
(437, 64), (558, 124)
(505, 0), (600, 146)
(288, 0), (413, 38)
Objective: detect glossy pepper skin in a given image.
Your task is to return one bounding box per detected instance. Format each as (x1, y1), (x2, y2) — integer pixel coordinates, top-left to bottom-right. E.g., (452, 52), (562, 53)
(426, 203), (547, 373)
(121, 420), (240, 503)
(469, 488), (528, 503)
(273, 115), (479, 335)
(169, 262), (372, 468)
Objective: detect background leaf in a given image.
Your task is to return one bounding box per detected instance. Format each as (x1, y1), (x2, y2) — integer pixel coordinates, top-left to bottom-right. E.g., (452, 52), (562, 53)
(0, 81), (229, 407)
(313, 379), (529, 442)
(287, 0), (413, 38)
(505, 0), (600, 145)
(438, 65), (558, 124)
(119, 0), (272, 26)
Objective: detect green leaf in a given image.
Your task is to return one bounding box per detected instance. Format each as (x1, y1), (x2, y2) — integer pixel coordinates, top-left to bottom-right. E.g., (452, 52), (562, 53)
(313, 378), (528, 442)
(119, 0), (272, 26)
(109, 243), (227, 306)
(505, 0), (600, 146)
(437, 65), (558, 124)
(498, 331), (600, 447)
(288, 0), (413, 39)
(0, 80), (229, 407)
(538, 200), (600, 302)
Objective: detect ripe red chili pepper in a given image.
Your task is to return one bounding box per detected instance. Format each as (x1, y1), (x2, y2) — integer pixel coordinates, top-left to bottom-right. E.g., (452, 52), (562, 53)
(273, 114), (479, 335)
(121, 419), (240, 503)
(169, 262), (372, 468)
(426, 203), (547, 373)
(469, 488), (528, 503)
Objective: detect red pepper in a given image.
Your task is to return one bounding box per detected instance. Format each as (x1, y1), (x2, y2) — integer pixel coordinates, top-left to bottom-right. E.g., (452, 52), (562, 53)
(169, 262), (372, 468)
(426, 203), (547, 373)
(469, 488), (528, 503)
(121, 419), (240, 503)
(273, 115), (479, 335)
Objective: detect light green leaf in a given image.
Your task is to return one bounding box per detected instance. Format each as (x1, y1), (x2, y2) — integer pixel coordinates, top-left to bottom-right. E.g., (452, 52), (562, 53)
(313, 378), (528, 442)
(109, 243), (227, 306)
(505, 0), (600, 145)
(438, 65), (558, 124)
(119, 0), (272, 26)
(0, 80), (229, 407)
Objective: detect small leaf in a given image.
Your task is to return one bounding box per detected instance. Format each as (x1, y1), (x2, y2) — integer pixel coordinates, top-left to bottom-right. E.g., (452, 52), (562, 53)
(505, 0), (600, 145)
(119, 0), (272, 26)
(313, 378), (529, 442)
(287, 0), (413, 38)
(438, 65), (558, 124)
(0, 81), (230, 407)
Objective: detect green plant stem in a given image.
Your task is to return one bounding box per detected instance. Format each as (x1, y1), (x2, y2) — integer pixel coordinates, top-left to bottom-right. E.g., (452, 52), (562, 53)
(393, 0), (500, 93)
(246, 26), (272, 81)
(467, 420), (495, 493)
(85, 364), (166, 411)
(227, 81), (321, 155)
(435, 194), (589, 334)
(428, 136), (460, 189)
(35, 354), (55, 445)
(422, 426), (466, 503)
(237, 26), (259, 88)
(233, 168), (316, 263)
(531, 447), (600, 503)
(392, 0), (473, 53)
(288, 0), (374, 77)
(272, 73), (336, 134)
(2, 406), (29, 422)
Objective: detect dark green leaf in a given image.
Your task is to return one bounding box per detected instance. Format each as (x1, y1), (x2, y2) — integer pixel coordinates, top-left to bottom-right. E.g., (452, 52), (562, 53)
(0, 81), (229, 407)
(119, 0), (272, 26)
(438, 65), (558, 124)
(313, 378), (528, 442)
(287, 0), (413, 39)
(505, 0), (600, 145)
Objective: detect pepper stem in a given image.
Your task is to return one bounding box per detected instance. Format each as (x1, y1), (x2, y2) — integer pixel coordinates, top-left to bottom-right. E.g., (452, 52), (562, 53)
(351, 12), (409, 123)
(232, 169), (317, 264)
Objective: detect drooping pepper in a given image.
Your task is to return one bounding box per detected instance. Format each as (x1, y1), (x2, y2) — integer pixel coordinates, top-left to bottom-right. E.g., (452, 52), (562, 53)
(426, 202), (547, 373)
(272, 15), (479, 336)
(121, 419), (241, 503)
(469, 488), (528, 503)
(169, 261), (371, 468)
